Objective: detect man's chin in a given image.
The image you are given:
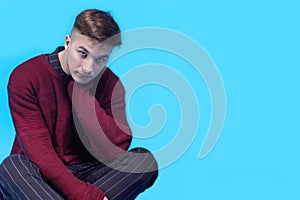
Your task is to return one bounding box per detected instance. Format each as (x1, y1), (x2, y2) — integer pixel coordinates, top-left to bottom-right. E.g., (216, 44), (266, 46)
(73, 77), (91, 85)
(77, 79), (91, 85)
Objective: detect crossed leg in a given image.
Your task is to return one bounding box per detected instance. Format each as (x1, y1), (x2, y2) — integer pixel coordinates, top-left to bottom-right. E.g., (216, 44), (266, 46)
(0, 148), (158, 200)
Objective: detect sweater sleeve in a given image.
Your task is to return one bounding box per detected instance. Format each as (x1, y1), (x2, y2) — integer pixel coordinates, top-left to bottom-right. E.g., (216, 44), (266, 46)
(8, 76), (105, 200)
(68, 76), (132, 162)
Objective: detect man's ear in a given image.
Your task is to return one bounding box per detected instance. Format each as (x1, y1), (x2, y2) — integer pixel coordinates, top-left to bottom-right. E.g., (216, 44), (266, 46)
(65, 35), (71, 50)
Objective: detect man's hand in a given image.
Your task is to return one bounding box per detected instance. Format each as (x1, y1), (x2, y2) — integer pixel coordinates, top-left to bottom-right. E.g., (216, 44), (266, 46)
(103, 196), (109, 200)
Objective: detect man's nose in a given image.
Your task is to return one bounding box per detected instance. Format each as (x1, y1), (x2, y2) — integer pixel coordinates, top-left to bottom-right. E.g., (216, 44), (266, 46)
(82, 59), (94, 75)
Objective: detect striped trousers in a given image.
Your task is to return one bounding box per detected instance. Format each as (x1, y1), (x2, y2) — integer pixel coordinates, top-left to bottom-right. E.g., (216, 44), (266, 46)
(0, 148), (158, 200)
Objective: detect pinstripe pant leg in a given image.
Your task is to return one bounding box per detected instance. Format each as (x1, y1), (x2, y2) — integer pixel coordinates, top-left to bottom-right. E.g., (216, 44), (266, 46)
(100, 148), (158, 200)
(0, 154), (64, 200)
(0, 177), (9, 200)
(68, 148), (158, 200)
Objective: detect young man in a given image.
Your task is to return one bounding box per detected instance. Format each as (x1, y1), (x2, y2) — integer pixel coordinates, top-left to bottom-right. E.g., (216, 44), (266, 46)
(0, 9), (158, 200)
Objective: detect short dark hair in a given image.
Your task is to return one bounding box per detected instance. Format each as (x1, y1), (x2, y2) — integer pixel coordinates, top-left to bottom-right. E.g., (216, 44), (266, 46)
(72, 9), (121, 46)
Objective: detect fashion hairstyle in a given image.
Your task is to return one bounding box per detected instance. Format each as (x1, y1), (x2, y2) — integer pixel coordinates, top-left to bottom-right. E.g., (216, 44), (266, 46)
(72, 9), (121, 46)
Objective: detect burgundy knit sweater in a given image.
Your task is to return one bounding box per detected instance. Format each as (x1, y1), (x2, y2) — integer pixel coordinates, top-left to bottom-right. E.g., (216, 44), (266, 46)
(8, 54), (132, 199)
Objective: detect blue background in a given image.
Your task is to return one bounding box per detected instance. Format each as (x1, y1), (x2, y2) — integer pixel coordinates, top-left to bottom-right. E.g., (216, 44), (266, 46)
(1, 0), (299, 199)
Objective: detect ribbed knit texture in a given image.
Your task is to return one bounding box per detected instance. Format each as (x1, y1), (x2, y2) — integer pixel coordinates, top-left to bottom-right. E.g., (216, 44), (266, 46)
(7, 54), (132, 199)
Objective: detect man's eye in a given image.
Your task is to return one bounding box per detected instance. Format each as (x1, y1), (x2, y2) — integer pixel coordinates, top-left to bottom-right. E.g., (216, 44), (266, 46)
(98, 57), (106, 62)
(95, 57), (107, 64)
(79, 51), (87, 58)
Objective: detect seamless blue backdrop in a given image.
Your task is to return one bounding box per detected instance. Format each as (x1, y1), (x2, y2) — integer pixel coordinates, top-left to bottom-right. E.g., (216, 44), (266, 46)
(1, 0), (299, 199)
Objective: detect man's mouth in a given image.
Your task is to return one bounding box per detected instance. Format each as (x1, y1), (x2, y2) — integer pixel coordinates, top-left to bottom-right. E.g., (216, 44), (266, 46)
(75, 71), (92, 78)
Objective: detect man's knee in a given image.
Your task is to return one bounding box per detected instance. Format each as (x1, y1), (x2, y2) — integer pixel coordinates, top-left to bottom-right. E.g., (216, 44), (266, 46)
(128, 148), (158, 187)
(129, 147), (158, 174)
(1, 155), (20, 173)
(0, 154), (37, 176)
(1, 154), (28, 167)
(0, 155), (28, 191)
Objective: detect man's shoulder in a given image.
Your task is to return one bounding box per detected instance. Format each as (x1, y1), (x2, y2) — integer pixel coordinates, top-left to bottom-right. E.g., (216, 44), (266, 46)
(102, 67), (119, 81)
(8, 54), (49, 88)
(98, 67), (122, 87)
(11, 54), (47, 75)
(96, 67), (125, 97)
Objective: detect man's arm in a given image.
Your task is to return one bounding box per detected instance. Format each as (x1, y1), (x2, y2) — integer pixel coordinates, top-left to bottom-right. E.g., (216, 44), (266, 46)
(68, 72), (132, 162)
(8, 73), (105, 200)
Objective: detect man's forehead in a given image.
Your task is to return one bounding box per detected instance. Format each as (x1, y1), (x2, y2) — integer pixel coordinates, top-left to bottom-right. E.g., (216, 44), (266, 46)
(72, 31), (113, 52)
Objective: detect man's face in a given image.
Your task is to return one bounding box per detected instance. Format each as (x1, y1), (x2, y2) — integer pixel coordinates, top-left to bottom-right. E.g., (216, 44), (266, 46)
(64, 31), (114, 84)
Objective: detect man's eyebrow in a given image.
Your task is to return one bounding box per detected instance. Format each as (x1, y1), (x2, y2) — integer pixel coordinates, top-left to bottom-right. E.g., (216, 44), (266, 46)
(99, 55), (109, 58)
(78, 46), (90, 53)
(78, 46), (109, 58)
